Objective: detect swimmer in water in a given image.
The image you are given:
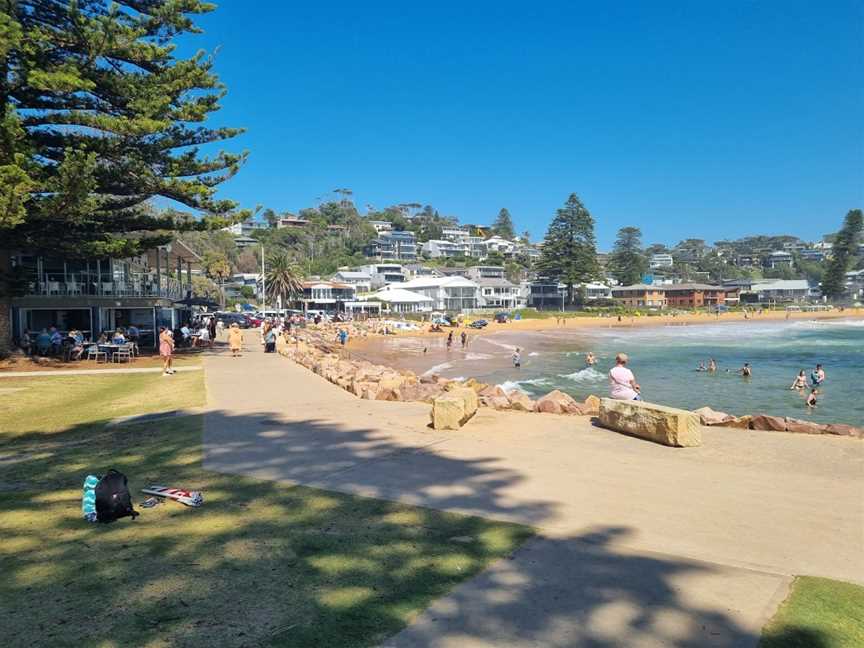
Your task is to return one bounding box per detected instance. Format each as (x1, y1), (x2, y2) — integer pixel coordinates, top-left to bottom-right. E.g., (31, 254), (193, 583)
(738, 362), (752, 377)
(586, 352), (596, 366)
(708, 358), (717, 372)
(697, 361), (706, 372)
(790, 370), (807, 390)
(806, 388), (818, 408)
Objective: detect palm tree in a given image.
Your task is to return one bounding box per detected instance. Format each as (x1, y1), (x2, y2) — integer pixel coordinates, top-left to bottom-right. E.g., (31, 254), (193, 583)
(265, 251), (304, 310)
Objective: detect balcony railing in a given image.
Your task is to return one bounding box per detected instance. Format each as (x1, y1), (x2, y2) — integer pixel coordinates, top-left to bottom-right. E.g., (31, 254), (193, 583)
(26, 274), (189, 301)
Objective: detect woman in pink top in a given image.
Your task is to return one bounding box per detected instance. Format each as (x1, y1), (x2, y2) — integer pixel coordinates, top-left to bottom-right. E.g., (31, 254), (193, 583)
(609, 353), (641, 400)
(159, 326), (175, 376)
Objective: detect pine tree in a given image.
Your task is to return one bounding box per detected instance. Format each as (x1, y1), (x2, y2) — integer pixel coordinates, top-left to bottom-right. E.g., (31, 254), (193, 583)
(609, 226), (648, 285)
(822, 209), (863, 300)
(0, 0), (247, 353)
(536, 193), (599, 304)
(492, 208), (515, 239)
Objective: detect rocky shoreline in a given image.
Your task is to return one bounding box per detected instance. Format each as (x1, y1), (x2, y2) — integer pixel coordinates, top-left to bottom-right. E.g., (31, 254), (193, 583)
(277, 326), (863, 438)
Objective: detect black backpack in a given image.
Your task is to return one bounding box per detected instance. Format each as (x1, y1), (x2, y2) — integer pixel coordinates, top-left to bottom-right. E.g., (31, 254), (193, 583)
(95, 469), (139, 523)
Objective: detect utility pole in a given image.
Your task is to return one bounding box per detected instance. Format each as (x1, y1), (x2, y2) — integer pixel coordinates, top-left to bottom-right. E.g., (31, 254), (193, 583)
(260, 243), (266, 315)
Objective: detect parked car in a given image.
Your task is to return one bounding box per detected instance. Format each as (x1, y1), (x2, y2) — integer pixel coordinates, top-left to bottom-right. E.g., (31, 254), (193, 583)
(494, 311), (510, 323)
(469, 319), (488, 329)
(214, 312), (249, 328)
(244, 314), (263, 327)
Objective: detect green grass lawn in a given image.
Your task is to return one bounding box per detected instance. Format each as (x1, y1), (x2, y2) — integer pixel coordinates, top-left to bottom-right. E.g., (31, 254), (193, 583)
(760, 577), (864, 648)
(0, 371), (533, 647)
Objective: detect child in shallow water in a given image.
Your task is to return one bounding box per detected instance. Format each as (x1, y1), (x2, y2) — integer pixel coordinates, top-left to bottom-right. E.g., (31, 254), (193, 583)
(806, 389), (818, 409)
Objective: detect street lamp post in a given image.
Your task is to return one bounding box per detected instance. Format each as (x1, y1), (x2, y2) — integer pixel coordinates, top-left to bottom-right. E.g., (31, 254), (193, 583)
(260, 243), (266, 315)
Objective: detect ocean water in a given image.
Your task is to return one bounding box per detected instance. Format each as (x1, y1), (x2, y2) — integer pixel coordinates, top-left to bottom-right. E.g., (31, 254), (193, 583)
(374, 320), (864, 426)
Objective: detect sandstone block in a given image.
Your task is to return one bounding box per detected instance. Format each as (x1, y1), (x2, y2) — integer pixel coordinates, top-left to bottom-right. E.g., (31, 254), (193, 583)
(582, 394), (601, 415)
(448, 387), (479, 419)
(694, 406), (736, 426)
(536, 390), (581, 415)
(720, 415), (752, 429)
(823, 423), (864, 438)
(598, 398), (701, 447)
(749, 414), (787, 432)
(431, 396), (466, 430)
(784, 418), (828, 435)
(486, 396), (512, 410)
(375, 387), (401, 401)
(479, 385), (507, 399)
(507, 390), (536, 412)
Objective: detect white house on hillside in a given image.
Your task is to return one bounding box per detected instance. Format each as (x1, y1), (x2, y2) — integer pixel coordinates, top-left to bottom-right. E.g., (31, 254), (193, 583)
(397, 276), (480, 312)
(331, 270), (373, 293)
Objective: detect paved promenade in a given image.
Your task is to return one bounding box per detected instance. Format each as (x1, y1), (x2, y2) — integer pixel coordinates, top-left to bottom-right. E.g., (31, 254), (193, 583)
(203, 334), (864, 647)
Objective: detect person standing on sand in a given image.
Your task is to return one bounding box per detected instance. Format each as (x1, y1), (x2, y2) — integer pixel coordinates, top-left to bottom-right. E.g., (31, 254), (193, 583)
(159, 326), (175, 376)
(609, 353), (641, 401)
(460, 331), (467, 348)
(446, 331), (453, 350)
(512, 348), (521, 369)
(228, 322), (243, 358)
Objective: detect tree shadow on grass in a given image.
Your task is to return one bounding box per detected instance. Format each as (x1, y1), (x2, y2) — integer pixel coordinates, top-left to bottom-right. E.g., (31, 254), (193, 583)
(0, 411), (817, 648)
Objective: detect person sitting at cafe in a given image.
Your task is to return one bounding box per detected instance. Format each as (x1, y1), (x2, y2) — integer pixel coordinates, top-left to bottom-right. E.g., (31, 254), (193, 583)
(127, 324), (139, 343)
(96, 332), (108, 344)
(35, 329), (52, 355)
(68, 329), (86, 360)
(180, 322), (191, 345)
(49, 326), (63, 355)
(112, 328), (126, 344)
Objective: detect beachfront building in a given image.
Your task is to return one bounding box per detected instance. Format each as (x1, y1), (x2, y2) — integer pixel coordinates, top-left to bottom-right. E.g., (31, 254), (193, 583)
(611, 284), (667, 308)
(359, 263), (407, 289)
(365, 231), (418, 261)
(527, 280), (565, 309)
(331, 270), (373, 294)
(8, 241), (202, 349)
(372, 287), (434, 314)
(763, 250), (794, 269)
(844, 270), (864, 301)
(295, 281), (357, 314)
(397, 276), (480, 312)
(664, 283), (733, 308)
(742, 279), (814, 304)
(477, 278), (520, 309)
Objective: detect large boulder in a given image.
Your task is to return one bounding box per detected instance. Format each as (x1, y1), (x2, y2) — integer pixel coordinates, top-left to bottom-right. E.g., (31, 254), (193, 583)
(536, 390), (582, 415)
(598, 398), (701, 447)
(479, 385), (507, 399)
(720, 415), (752, 429)
(447, 387), (479, 420)
(463, 378), (490, 394)
(431, 396), (466, 430)
(375, 387), (401, 401)
(507, 390), (536, 412)
(582, 394), (601, 416)
(400, 383), (445, 403)
(823, 423), (864, 438)
(694, 406), (736, 426)
(420, 373), (440, 385)
(749, 414), (787, 432)
(484, 396), (511, 410)
(784, 418), (828, 435)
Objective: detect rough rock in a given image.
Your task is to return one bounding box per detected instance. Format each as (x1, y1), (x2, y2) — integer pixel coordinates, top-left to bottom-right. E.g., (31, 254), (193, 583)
(463, 378), (489, 394)
(823, 423), (864, 438)
(375, 387), (401, 401)
(420, 373), (439, 384)
(484, 396), (511, 410)
(431, 396), (466, 430)
(536, 390), (582, 415)
(401, 383), (445, 404)
(582, 394), (601, 416)
(447, 387), (479, 420)
(507, 390), (536, 412)
(479, 385), (507, 399)
(720, 415), (752, 429)
(784, 418), (828, 435)
(749, 414), (787, 432)
(694, 406), (736, 426)
(598, 398), (701, 447)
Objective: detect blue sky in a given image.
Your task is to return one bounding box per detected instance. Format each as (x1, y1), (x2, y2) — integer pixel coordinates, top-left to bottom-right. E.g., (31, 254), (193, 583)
(183, 1), (863, 249)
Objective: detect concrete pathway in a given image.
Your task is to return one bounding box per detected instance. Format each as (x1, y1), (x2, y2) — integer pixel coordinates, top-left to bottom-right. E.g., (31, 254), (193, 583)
(0, 365), (202, 378)
(203, 334), (864, 647)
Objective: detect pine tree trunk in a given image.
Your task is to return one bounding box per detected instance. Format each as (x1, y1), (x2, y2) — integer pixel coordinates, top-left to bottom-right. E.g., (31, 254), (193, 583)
(0, 250), (12, 357)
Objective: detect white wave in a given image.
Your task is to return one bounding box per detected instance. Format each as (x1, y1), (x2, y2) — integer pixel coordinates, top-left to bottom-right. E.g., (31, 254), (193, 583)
(464, 352), (493, 360)
(528, 352), (540, 356)
(479, 337), (519, 351)
(520, 377), (552, 386)
(498, 380), (527, 394)
(422, 362), (453, 376)
(559, 367), (606, 383)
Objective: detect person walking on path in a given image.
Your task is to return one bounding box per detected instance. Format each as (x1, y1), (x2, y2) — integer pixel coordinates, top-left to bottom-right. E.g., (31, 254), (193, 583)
(207, 316), (217, 348)
(228, 322), (243, 358)
(159, 326), (175, 376)
(609, 353), (641, 401)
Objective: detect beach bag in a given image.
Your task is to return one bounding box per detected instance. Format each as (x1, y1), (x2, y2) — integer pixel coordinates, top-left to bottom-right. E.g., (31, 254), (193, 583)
(92, 469), (139, 523)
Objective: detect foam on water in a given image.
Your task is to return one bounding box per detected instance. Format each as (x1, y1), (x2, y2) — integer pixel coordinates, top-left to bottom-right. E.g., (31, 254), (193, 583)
(558, 367), (606, 383)
(528, 352), (540, 356)
(422, 362), (453, 376)
(465, 352), (493, 360)
(498, 380), (526, 394)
